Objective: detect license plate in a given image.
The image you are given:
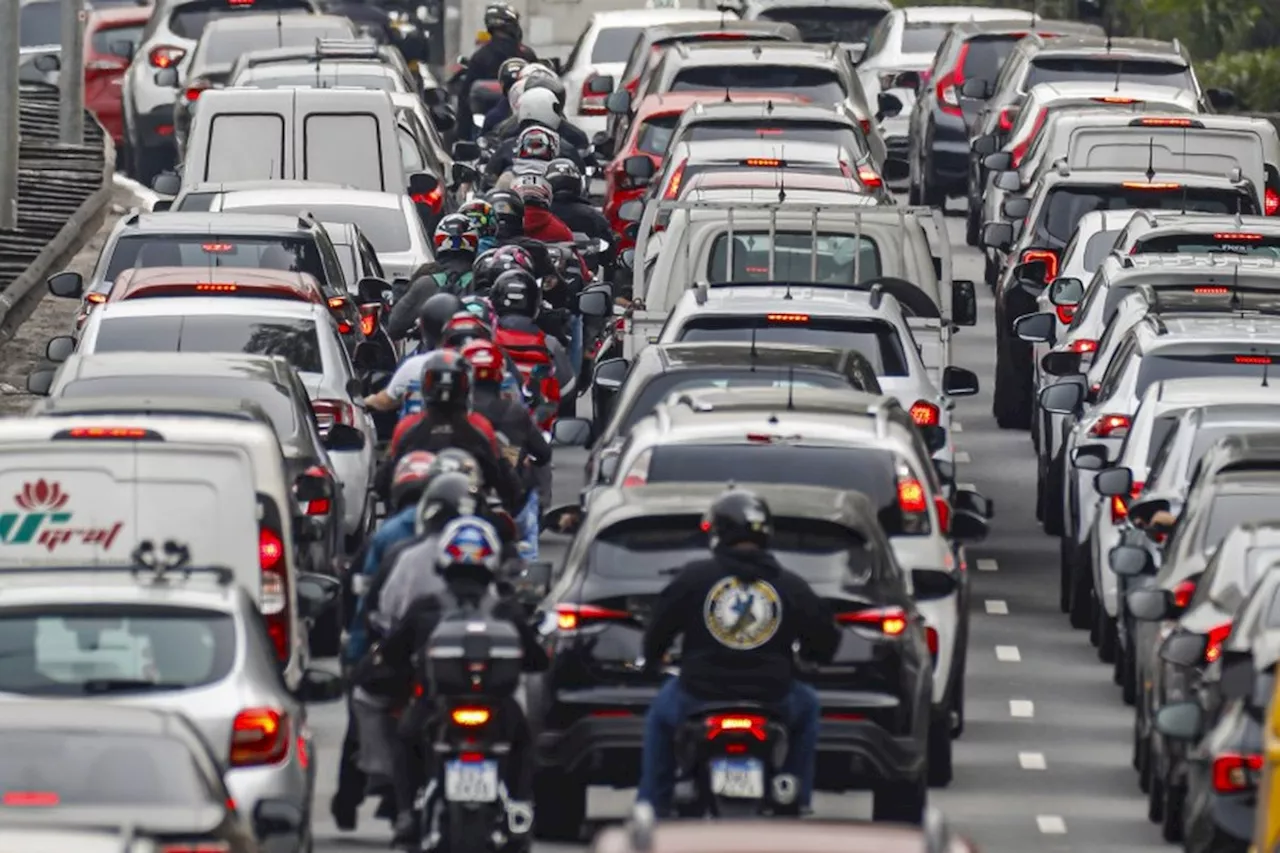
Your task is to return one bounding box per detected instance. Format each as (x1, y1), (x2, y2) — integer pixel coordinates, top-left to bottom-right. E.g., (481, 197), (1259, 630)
(444, 759), (499, 803)
(709, 757), (764, 799)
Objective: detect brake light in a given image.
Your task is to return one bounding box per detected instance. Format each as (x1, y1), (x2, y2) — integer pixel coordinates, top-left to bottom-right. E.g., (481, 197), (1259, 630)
(935, 44), (967, 116)
(1212, 752), (1263, 793)
(328, 296), (348, 310)
(62, 427), (155, 439)
(359, 302), (380, 336)
(1056, 305), (1075, 325)
(1089, 413), (1130, 438)
(743, 158), (782, 168)
(148, 45), (185, 69)
(1110, 480), (1143, 524)
(925, 626), (939, 656)
(581, 77), (608, 116)
(933, 496), (950, 534)
(162, 843), (231, 853)
(1093, 96), (1138, 104)
(412, 186), (443, 212)
(230, 708), (289, 767)
(184, 79), (211, 102)
(1134, 117), (1194, 127)
(2, 792), (60, 807)
(705, 714), (767, 741)
(663, 160), (687, 200)
(1204, 622), (1233, 663)
(258, 496), (289, 661)
(1195, 286), (1230, 294)
(312, 399), (355, 433)
(1010, 107), (1045, 166)
(897, 477), (927, 514)
(997, 107), (1015, 132)
(1173, 578), (1197, 609)
(1122, 182), (1182, 190)
(856, 165), (882, 188)
(451, 707), (492, 727)
(620, 447), (651, 488)
(1266, 187), (1279, 216)
(858, 117), (871, 136)
(767, 313), (809, 323)
(910, 400), (940, 426)
(297, 465), (333, 516)
(1237, 355), (1272, 365)
(201, 242), (234, 253)
(1069, 338), (1098, 354)
(1215, 232), (1263, 241)
(555, 603), (632, 632)
(229, 0), (255, 5)
(85, 292), (107, 304)
(1021, 248), (1059, 280)
(837, 606), (908, 636)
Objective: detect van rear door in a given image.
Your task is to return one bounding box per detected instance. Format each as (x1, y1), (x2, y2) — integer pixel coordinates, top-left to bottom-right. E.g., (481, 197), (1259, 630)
(1068, 125), (1266, 199)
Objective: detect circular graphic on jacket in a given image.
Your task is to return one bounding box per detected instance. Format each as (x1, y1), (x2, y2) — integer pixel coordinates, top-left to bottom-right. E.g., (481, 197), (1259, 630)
(703, 576), (782, 650)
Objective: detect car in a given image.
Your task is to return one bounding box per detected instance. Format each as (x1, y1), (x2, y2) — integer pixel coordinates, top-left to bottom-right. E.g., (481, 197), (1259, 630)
(664, 172), (886, 212)
(170, 186), (435, 282)
(19, 0), (73, 85)
(167, 13), (359, 155)
(532, 480), (936, 836)
(906, 19), (1105, 207)
(83, 6), (152, 154)
(0, 559), (345, 853)
(121, 0), (319, 184)
(96, 265), (331, 306)
(65, 297), (380, 546)
(1115, 211), (1280, 255)
(226, 38), (420, 97)
(320, 218), (397, 295)
(737, 0), (891, 54)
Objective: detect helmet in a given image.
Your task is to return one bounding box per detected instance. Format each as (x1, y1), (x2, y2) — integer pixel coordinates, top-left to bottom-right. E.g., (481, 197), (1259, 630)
(516, 88), (562, 132)
(491, 268), (541, 320)
(426, 448), (482, 489)
(512, 174), (553, 209)
(461, 338), (507, 384)
(433, 213), (479, 256)
(491, 244), (535, 272)
(417, 472), (481, 536)
(704, 488), (774, 550)
(507, 77), (530, 111)
(434, 516), (502, 583)
(390, 451), (436, 512)
(498, 57), (528, 95)
(518, 62), (555, 81)
(461, 294), (498, 328)
(483, 2), (520, 38)
(458, 199), (496, 239)
(515, 125), (560, 161)
(419, 349), (471, 412)
(544, 158), (582, 200)
(441, 311), (492, 349)
(416, 292), (465, 348)
(487, 190), (525, 239)
(523, 74), (567, 110)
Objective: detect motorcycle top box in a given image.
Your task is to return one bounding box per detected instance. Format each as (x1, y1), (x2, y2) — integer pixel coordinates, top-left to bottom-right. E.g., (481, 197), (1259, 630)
(425, 615), (524, 697)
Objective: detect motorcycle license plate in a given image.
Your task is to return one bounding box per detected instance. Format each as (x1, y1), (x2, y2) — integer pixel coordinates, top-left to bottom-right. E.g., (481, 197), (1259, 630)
(709, 757), (764, 799)
(444, 759), (499, 803)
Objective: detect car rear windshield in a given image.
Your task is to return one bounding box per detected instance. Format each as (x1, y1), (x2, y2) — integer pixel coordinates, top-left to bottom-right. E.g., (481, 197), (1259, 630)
(901, 23), (950, 54)
(620, 368), (850, 433)
(677, 316), (907, 375)
(683, 121), (861, 151)
(223, 202), (411, 253)
(103, 234), (326, 286)
(1040, 186), (1257, 245)
(1026, 57), (1194, 89)
(93, 316), (324, 374)
(0, 605), (235, 696)
(670, 66), (845, 105)
(706, 232), (882, 284)
(592, 26), (644, 62)
(1136, 351), (1280, 398)
(91, 23), (146, 57)
(1135, 233), (1280, 258)
(198, 21), (354, 67)
(19, 0), (59, 47)
(1203, 492), (1280, 552)
(61, 376), (299, 442)
(637, 114), (679, 156)
(755, 7), (887, 44)
(959, 34), (1023, 82)
(0, 731), (212, 805)
(1190, 422), (1280, 470)
(168, 0), (315, 40)
(589, 514), (876, 583)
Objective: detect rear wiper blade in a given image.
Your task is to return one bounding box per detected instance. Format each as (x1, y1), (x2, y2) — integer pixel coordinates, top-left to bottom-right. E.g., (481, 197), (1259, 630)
(81, 679), (184, 694)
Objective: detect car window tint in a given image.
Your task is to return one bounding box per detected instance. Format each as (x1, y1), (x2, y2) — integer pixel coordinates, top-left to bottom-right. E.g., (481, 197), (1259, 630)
(103, 234), (326, 287)
(900, 23), (948, 53)
(621, 368), (849, 433)
(959, 35), (1022, 81)
(670, 66), (844, 105)
(636, 114), (679, 156)
(225, 201), (411, 253)
(1146, 414), (1181, 467)
(94, 315), (324, 373)
(706, 232), (882, 284)
(199, 20), (353, 67)
(19, 0), (60, 47)
(1191, 423), (1280, 471)
(205, 113), (285, 182)
(592, 26), (644, 62)
(1137, 352), (1279, 398)
(304, 113), (384, 190)
(331, 240), (358, 285)
(1200, 492), (1280, 552)
(1082, 229), (1122, 272)
(756, 7), (886, 44)
(676, 316), (907, 375)
(1136, 233), (1280, 258)
(684, 121), (860, 151)
(91, 23), (145, 56)
(1042, 186), (1257, 245)
(1025, 57), (1194, 90)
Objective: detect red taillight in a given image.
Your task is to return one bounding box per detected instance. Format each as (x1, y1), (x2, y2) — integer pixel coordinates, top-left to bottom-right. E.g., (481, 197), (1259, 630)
(837, 606), (908, 636)
(1089, 413), (1130, 438)
(231, 708), (289, 767)
(360, 303), (380, 336)
(581, 77), (608, 116)
(1055, 304), (1075, 325)
(1110, 480), (1143, 524)
(1068, 338), (1097, 354)
(1173, 578), (1197, 610)
(933, 496), (950, 534)
(297, 464), (333, 517)
(412, 186), (443, 212)
(925, 626), (939, 656)
(1011, 107), (1046, 167)
(663, 160), (687, 200)
(1212, 752), (1263, 793)
(998, 107), (1017, 132)
(705, 714), (767, 741)
(451, 707), (492, 727)
(856, 165), (882, 188)
(910, 400), (940, 426)
(148, 45), (185, 69)
(555, 603), (631, 631)
(311, 399), (356, 434)
(1021, 248), (1059, 281)
(858, 117), (872, 136)
(935, 44), (967, 116)
(184, 79), (211, 102)
(1204, 622), (1232, 663)
(1266, 187), (1279, 216)
(1236, 355), (1272, 365)
(163, 844), (231, 853)
(259, 516), (289, 661)
(897, 477), (928, 514)
(2, 792), (60, 807)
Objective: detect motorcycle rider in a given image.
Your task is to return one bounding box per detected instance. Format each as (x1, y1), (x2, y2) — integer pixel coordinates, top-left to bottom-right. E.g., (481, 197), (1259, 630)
(365, 292), (464, 415)
(386, 216), (477, 340)
(458, 198), (500, 253)
(486, 94), (587, 182)
(459, 3), (536, 140)
(512, 173), (576, 244)
(502, 73), (592, 156)
(546, 158), (611, 244)
(492, 268), (574, 420)
(636, 488), (841, 817)
(481, 56), (529, 135)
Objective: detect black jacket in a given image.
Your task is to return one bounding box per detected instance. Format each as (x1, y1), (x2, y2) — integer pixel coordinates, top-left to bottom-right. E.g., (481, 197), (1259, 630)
(484, 127), (586, 178)
(552, 197), (611, 243)
(460, 36), (537, 136)
(473, 386), (552, 468)
(386, 257), (474, 340)
(385, 410), (522, 512)
(643, 548), (839, 702)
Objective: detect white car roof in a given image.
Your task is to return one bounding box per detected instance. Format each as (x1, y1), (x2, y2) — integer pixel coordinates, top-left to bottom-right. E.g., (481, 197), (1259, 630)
(91, 297), (331, 322)
(1144, 375), (1280, 407)
(592, 8), (731, 24)
(901, 6), (1033, 22)
(218, 187), (404, 211)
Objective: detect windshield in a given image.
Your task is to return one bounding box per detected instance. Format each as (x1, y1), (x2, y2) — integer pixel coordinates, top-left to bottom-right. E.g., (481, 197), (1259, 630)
(199, 21), (355, 67)
(1136, 352), (1279, 398)
(60, 376), (299, 442)
(960, 35), (1023, 82)
(168, 0), (315, 40)
(223, 202), (411, 253)
(1203, 493), (1280, 552)
(19, 0), (59, 47)
(593, 26), (644, 62)
(684, 121), (861, 151)
(1041, 186), (1257, 245)
(589, 515), (875, 583)
(102, 234), (326, 287)
(756, 7), (887, 44)
(0, 606), (235, 696)
(1082, 229), (1122, 271)
(1135, 233), (1280, 258)
(677, 316), (907, 375)
(1026, 57), (1194, 89)
(637, 114), (679, 156)
(670, 66), (844, 105)
(94, 316), (324, 374)
(1191, 422), (1280, 471)
(706, 232), (882, 285)
(901, 23), (949, 54)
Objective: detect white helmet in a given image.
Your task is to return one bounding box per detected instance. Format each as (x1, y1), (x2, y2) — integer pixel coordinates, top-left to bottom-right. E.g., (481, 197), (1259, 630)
(516, 86), (562, 129)
(508, 77), (529, 110)
(519, 63), (556, 81)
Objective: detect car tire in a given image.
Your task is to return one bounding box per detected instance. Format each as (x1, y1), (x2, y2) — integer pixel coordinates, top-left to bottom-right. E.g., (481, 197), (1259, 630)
(1097, 607), (1117, 663)
(949, 677), (965, 739)
(1058, 535), (1073, 614)
(1042, 452), (1065, 536)
(965, 201), (981, 247)
(532, 767), (587, 842)
(926, 713), (952, 787)
(872, 771), (927, 824)
(1161, 782), (1184, 842)
(1147, 767), (1164, 822)
(1121, 645), (1137, 706)
(1068, 545), (1093, 629)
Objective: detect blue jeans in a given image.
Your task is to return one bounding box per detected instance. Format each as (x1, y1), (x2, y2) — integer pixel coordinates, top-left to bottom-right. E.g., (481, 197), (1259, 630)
(516, 488), (539, 560)
(569, 315), (583, 378)
(636, 677), (819, 815)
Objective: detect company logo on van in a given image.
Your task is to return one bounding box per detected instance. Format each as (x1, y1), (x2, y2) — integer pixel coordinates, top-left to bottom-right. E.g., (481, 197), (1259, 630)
(1, 479), (123, 553)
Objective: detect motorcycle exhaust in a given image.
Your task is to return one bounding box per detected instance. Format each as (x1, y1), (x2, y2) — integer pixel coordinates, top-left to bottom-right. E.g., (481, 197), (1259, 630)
(506, 801), (534, 835)
(771, 774), (798, 806)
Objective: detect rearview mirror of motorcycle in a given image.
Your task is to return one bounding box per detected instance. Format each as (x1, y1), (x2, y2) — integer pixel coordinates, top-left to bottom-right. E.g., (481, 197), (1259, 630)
(357, 277), (390, 304)
(408, 172), (439, 198)
(451, 162), (479, 187)
(577, 285), (612, 318)
(552, 418), (593, 447)
(541, 503), (584, 535)
(618, 199), (644, 222)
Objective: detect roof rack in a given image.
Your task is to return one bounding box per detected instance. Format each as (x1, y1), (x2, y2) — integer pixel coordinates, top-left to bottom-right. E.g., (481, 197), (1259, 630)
(0, 540), (233, 586)
(314, 37), (382, 57)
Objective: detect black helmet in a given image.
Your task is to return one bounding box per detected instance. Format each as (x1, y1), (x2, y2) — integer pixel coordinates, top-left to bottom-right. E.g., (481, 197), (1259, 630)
(416, 292), (464, 349)
(417, 471), (480, 535)
(473, 249), (522, 294)
(487, 189), (525, 239)
(419, 349), (471, 413)
(498, 57), (528, 95)
(544, 158), (582, 200)
(483, 2), (520, 39)
(490, 268), (540, 320)
(523, 74), (567, 110)
(704, 488), (774, 550)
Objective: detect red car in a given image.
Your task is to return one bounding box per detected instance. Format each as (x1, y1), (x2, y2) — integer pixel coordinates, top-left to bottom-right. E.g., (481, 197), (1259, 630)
(84, 6), (152, 150)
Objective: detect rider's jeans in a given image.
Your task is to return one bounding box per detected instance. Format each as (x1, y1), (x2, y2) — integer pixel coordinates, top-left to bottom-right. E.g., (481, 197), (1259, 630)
(636, 676), (820, 814)
(516, 489), (539, 560)
(569, 315), (583, 374)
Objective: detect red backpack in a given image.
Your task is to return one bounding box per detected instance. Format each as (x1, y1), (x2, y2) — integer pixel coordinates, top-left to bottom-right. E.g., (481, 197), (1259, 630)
(495, 324), (561, 429)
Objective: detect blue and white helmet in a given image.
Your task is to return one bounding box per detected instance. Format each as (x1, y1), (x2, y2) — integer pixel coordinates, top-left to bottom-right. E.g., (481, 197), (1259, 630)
(435, 516), (502, 578)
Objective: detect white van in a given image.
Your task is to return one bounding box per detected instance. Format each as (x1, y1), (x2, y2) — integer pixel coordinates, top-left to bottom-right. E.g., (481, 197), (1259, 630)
(0, 414), (307, 675)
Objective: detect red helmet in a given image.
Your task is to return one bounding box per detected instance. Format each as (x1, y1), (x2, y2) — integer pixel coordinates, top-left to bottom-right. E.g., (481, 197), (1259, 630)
(441, 311), (492, 349)
(461, 339), (507, 385)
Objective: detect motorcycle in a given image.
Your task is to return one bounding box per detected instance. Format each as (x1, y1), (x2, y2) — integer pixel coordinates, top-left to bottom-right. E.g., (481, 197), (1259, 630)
(672, 703), (800, 817)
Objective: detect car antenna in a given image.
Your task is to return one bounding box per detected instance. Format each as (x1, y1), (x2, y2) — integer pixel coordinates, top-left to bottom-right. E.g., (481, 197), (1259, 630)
(777, 143), (787, 204)
(750, 321), (759, 364)
(1104, 6), (1113, 51)
(276, 9), (284, 47)
(1144, 136), (1156, 182)
(1112, 58), (1122, 92)
(786, 363), (796, 410)
(1030, 0), (1039, 27)
(1231, 263), (1243, 313)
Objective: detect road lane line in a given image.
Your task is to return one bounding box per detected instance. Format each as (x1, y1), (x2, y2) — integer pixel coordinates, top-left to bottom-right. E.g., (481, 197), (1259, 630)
(1019, 752), (1047, 770)
(1036, 816), (1067, 834)
(995, 645), (1021, 662)
(984, 599), (1008, 615)
(952, 421), (963, 432)
(955, 450), (972, 463)
(1009, 699), (1034, 718)
(976, 558), (999, 572)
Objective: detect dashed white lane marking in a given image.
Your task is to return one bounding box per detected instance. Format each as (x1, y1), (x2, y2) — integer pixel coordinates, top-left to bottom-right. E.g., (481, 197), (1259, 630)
(956, 482), (976, 491)
(976, 558), (999, 572)
(995, 645), (1021, 662)
(954, 450), (972, 463)
(952, 421), (963, 432)
(1019, 752), (1047, 770)
(984, 599), (1008, 615)
(1036, 815), (1067, 834)
(1010, 699), (1035, 718)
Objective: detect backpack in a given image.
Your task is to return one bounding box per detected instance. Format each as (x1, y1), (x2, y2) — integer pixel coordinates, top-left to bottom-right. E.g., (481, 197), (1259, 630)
(494, 323), (560, 429)
(432, 268), (473, 295)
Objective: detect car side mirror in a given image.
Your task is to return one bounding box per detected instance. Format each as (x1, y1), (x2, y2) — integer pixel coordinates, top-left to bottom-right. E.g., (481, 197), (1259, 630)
(1094, 466), (1133, 497)
(452, 140), (481, 161)
(1038, 380), (1084, 415)
(1109, 543), (1154, 577)
(429, 104), (457, 134)
(47, 270), (84, 298)
(911, 568), (958, 600)
(451, 162), (480, 188)
(971, 134), (997, 156)
(576, 284), (612, 318)
(297, 667), (344, 703)
(950, 279), (977, 326)
(1000, 195), (1031, 218)
(876, 91), (903, 120)
(151, 172), (180, 196)
(1206, 87), (1236, 110)
(954, 485), (993, 519)
(408, 172), (439, 198)
(323, 422), (366, 452)
(1040, 349), (1083, 377)
(422, 86), (447, 107)
(586, 73), (615, 95)
(591, 130), (615, 160)
(960, 78), (990, 99)
(1071, 442), (1110, 471)
(994, 171), (1023, 193)
(153, 66), (178, 87)
(882, 159), (910, 183)
(541, 503), (584, 535)
(552, 417), (593, 447)
(1048, 276), (1084, 306)
(593, 357), (629, 392)
(623, 155), (654, 181)
(295, 572), (341, 623)
(981, 222), (1013, 251)
(617, 198), (644, 222)
(1127, 587), (1174, 621)
(950, 508), (988, 543)
(1160, 632), (1209, 668)
(44, 335), (75, 363)
(1153, 701), (1203, 741)
(941, 365), (979, 397)
(357, 276), (390, 304)
(254, 799), (305, 838)
(352, 341), (381, 371)
(1013, 311), (1055, 344)
(983, 151), (1013, 172)
(606, 89), (632, 115)
(26, 368), (54, 397)
(891, 70), (921, 91)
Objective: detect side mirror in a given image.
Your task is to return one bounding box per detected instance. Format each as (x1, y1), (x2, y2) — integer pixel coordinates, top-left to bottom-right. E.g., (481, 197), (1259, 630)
(586, 74), (615, 95)
(911, 568), (958, 600)
(514, 560), (553, 600)
(890, 71), (920, 91)
(971, 134), (997, 156)
(605, 90), (632, 115)
(983, 151), (1013, 172)
(919, 425), (947, 454)
(623, 155), (655, 181)
(422, 86), (447, 107)
(109, 39), (136, 60)
(357, 276), (390, 304)
(1153, 701), (1203, 741)
(1013, 259), (1048, 287)
(151, 172), (180, 196)
(47, 270), (84, 299)
(1013, 311), (1055, 344)
(254, 799), (305, 839)
(153, 66), (178, 87)
(551, 417), (593, 447)
(429, 105), (457, 134)
(296, 572), (341, 622)
(1094, 466), (1133, 497)
(619, 248), (636, 271)
(1127, 495), (1172, 527)
(1109, 543), (1154, 577)
(617, 198), (645, 222)
(941, 366), (979, 397)
(954, 485), (993, 519)
(980, 222), (1013, 251)
(323, 422), (366, 452)
(297, 667), (344, 703)
(352, 341), (380, 371)
(960, 78), (990, 99)
(1041, 349), (1083, 377)
(1071, 443), (1110, 471)
(1127, 587), (1174, 621)
(541, 503), (584, 535)
(994, 171), (1023, 193)
(1206, 87), (1236, 110)
(1000, 195), (1031, 218)
(1048, 277), (1084, 307)
(1038, 381), (1084, 415)
(1160, 632), (1209, 668)
(408, 172), (439, 197)
(876, 92), (903, 119)
(950, 509), (988, 543)
(846, 43), (867, 65)
(951, 279), (977, 326)
(591, 130), (615, 160)
(593, 357), (628, 392)
(452, 140), (481, 161)
(44, 336), (75, 363)
(451, 162), (480, 187)
(576, 285), (612, 318)
(294, 470), (333, 503)
(881, 159), (910, 183)
(26, 369), (54, 397)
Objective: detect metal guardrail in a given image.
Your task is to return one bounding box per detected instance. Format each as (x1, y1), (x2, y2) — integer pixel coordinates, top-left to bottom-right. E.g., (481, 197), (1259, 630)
(0, 83), (113, 338)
